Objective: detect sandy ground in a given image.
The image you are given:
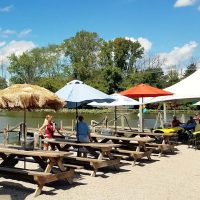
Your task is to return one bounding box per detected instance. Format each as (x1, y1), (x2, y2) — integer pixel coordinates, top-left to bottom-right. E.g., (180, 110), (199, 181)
(0, 145), (200, 200)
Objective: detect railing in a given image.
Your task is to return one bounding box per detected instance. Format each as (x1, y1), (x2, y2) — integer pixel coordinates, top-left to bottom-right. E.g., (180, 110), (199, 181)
(90, 114), (134, 133)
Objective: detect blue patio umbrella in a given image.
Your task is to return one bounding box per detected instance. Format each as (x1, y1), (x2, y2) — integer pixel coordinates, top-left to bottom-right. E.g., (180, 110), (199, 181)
(56, 80), (113, 141)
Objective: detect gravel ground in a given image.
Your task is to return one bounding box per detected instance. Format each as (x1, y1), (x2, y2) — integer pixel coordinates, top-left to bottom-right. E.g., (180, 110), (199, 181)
(0, 145), (200, 200)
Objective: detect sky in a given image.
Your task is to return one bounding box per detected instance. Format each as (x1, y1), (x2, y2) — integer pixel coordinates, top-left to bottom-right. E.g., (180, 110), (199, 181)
(1, 0), (200, 76)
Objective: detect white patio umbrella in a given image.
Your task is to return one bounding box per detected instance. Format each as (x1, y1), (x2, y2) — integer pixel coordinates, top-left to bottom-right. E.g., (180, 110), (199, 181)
(88, 93), (140, 133)
(193, 101), (200, 106)
(56, 80), (113, 140)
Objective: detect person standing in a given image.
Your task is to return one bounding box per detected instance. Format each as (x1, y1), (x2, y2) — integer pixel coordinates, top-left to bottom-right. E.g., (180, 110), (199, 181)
(75, 115), (91, 142)
(39, 115), (58, 150)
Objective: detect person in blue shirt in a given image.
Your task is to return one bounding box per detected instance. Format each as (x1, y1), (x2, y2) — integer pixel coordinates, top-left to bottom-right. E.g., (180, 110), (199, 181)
(183, 116), (196, 131)
(75, 115), (91, 142)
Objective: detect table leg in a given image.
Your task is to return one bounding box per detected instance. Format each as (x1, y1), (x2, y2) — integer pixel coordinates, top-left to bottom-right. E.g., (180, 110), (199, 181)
(33, 156), (47, 170)
(53, 157), (74, 184)
(0, 154), (18, 167)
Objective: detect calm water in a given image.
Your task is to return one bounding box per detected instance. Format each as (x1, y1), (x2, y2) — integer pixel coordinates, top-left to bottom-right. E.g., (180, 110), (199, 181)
(0, 111), (194, 144)
(0, 110), (193, 143)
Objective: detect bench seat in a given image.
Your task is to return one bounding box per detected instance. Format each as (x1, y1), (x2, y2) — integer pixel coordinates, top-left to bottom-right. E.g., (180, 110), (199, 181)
(111, 148), (151, 166)
(146, 143), (175, 157)
(0, 166), (75, 197)
(65, 156), (120, 177)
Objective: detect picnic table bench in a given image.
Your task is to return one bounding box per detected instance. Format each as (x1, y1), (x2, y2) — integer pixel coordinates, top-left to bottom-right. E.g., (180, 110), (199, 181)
(42, 138), (121, 177)
(91, 134), (155, 166)
(0, 147), (74, 197)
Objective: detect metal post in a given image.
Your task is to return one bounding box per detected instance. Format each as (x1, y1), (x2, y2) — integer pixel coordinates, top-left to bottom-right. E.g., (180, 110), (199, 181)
(139, 97), (143, 132)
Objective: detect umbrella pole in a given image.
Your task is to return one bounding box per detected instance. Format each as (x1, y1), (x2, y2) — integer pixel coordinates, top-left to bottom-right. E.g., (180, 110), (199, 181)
(76, 103), (81, 156)
(23, 109), (27, 149)
(23, 109), (27, 169)
(76, 103), (79, 142)
(115, 106), (117, 135)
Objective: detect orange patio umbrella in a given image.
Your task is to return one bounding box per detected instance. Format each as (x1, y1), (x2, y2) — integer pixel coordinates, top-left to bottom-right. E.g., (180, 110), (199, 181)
(120, 83), (173, 132)
(120, 83), (173, 98)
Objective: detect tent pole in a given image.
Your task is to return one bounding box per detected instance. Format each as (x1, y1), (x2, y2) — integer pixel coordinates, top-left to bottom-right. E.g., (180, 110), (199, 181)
(139, 97), (143, 132)
(163, 102), (167, 123)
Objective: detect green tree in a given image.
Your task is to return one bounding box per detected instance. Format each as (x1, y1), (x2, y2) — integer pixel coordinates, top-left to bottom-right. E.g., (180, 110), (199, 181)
(121, 67), (165, 90)
(8, 45), (68, 91)
(183, 63), (197, 78)
(62, 30), (104, 81)
(164, 69), (180, 87)
(102, 66), (123, 94)
(0, 77), (7, 89)
(8, 48), (43, 84)
(111, 38), (144, 74)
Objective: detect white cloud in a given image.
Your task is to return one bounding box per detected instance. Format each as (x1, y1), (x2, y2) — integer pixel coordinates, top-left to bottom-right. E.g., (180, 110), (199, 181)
(18, 29), (32, 38)
(0, 28), (17, 38)
(0, 40), (36, 64)
(159, 41), (198, 67)
(198, 5), (200, 10)
(0, 5), (13, 12)
(125, 37), (152, 52)
(174, 0), (197, 7)
(0, 41), (6, 47)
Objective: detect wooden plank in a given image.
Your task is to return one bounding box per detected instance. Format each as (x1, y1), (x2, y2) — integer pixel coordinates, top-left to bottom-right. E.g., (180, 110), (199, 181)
(0, 148), (72, 158)
(0, 167), (51, 176)
(91, 158), (120, 169)
(91, 134), (154, 143)
(63, 164), (83, 169)
(43, 139), (121, 148)
(112, 149), (145, 156)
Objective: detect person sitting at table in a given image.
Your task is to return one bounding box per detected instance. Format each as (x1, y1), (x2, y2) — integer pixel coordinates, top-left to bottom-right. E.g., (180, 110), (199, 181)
(171, 116), (181, 127)
(75, 115), (91, 143)
(186, 116), (196, 129)
(179, 116), (197, 143)
(39, 115), (62, 150)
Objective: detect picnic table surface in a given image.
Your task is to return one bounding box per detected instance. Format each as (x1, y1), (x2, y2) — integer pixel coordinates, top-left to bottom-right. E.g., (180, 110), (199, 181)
(116, 130), (177, 137)
(43, 138), (121, 148)
(0, 147), (72, 157)
(91, 134), (155, 143)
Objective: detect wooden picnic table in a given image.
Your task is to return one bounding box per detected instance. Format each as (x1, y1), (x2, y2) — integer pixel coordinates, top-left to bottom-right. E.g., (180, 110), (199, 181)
(42, 138), (121, 177)
(0, 147), (74, 197)
(91, 134), (155, 166)
(116, 130), (178, 156)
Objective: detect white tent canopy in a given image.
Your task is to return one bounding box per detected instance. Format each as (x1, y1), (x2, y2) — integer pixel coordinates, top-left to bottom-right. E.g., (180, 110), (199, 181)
(144, 68), (200, 103)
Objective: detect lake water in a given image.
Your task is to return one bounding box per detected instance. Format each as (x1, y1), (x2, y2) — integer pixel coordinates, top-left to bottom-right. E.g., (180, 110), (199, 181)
(0, 110), (193, 144)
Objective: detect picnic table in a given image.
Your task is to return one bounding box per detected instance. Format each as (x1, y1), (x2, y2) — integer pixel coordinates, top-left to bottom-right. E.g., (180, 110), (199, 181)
(42, 138), (121, 177)
(116, 130), (178, 157)
(0, 147), (74, 197)
(91, 134), (154, 166)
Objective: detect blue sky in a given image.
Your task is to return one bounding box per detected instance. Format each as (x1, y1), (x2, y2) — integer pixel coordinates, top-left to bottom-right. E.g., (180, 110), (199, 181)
(0, 0), (200, 72)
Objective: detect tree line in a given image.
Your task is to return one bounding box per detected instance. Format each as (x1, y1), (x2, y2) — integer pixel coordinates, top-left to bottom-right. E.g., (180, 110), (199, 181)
(0, 30), (198, 93)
